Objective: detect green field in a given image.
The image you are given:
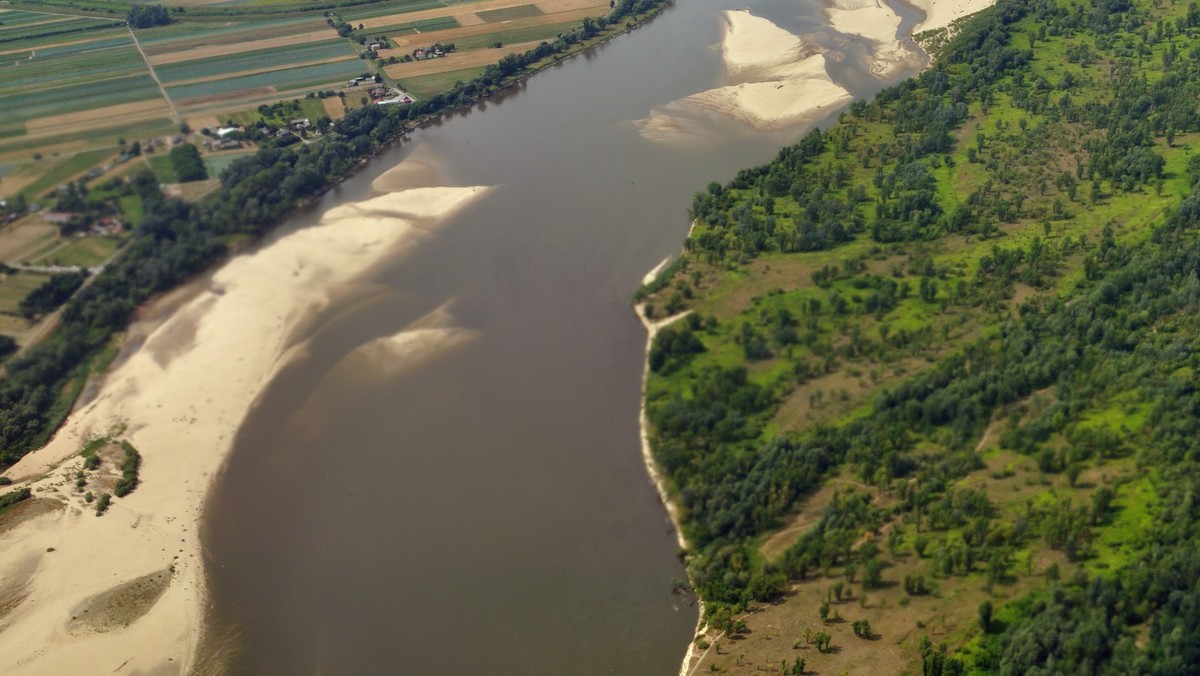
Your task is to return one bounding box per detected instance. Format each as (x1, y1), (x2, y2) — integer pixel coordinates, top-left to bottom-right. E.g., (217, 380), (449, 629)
(32, 235), (121, 267)
(396, 65), (487, 96)
(167, 59), (366, 101)
(201, 150), (255, 179)
(367, 15), (460, 36)
(4, 73), (163, 124)
(145, 154), (178, 184)
(0, 272), (50, 314)
(339, 0), (449, 20)
(155, 40), (357, 84)
(20, 148), (119, 199)
(451, 20), (581, 50)
(475, 4), (545, 22)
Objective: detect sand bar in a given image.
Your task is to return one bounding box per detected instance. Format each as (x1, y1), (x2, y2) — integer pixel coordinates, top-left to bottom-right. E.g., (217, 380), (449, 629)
(826, 0), (919, 78)
(910, 0), (997, 34)
(0, 183), (488, 675)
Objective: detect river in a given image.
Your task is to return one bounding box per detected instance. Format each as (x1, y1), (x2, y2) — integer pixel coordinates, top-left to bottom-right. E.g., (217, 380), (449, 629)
(200, 0), (923, 672)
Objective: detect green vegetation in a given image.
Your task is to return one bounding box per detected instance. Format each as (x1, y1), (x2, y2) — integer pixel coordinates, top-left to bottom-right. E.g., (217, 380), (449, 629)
(94, 492), (110, 515)
(168, 144), (208, 183)
(126, 4), (171, 29)
(0, 272), (51, 314)
(476, 4), (545, 23)
(113, 440), (139, 497)
(644, 0), (1200, 671)
(0, 486), (32, 515)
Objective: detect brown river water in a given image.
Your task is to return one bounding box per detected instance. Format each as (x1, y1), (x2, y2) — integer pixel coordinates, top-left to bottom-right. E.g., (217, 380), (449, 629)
(200, 0), (923, 672)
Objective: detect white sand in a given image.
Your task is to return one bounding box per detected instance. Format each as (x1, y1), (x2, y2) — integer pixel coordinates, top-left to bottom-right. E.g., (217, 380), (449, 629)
(0, 184), (488, 675)
(826, 0), (920, 78)
(636, 11), (853, 137)
(910, 0), (997, 34)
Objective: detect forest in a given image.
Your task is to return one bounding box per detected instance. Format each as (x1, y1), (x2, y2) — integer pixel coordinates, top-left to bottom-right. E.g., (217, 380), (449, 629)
(0, 0), (671, 467)
(642, 0), (1200, 671)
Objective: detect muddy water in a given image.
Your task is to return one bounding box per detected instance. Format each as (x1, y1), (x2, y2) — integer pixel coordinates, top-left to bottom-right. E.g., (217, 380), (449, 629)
(201, 0), (923, 673)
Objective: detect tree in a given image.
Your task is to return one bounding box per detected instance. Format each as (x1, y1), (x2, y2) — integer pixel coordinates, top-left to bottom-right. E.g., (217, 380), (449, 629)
(979, 600), (993, 632)
(127, 4), (171, 28)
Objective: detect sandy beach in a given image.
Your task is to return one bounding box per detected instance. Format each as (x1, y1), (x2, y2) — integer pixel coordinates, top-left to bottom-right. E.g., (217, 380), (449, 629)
(909, 0), (997, 34)
(0, 179), (488, 675)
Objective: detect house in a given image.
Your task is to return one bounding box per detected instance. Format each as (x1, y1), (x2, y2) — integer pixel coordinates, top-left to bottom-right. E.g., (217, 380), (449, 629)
(289, 118), (311, 131)
(216, 127), (240, 138)
(367, 41), (382, 51)
(216, 139), (242, 150)
(41, 211), (73, 224)
(414, 48), (426, 60)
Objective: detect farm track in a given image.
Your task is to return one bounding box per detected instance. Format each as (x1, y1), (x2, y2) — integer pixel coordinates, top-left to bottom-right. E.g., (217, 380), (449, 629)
(127, 26), (181, 125)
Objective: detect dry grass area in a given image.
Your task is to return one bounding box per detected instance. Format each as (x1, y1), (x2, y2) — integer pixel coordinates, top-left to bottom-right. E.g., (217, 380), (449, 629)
(0, 498), (64, 537)
(66, 567), (173, 634)
(0, 221), (58, 265)
(25, 100), (173, 137)
(694, 454), (1087, 675)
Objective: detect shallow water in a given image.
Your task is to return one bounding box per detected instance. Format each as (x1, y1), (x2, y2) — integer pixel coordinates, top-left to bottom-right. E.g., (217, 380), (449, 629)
(200, 0), (923, 672)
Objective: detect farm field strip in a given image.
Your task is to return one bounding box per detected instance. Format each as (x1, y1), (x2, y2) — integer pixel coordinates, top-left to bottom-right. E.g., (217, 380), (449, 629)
(0, 43), (147, 96)
(339, 0), (451, 20)
(0, 16), (125, 46)
(168, 58), (367, 102)
(0, 25), (128, 52)
(154, 39), (356, 83)
(145, 28), (337, 65)
(4, 73), (164, 124)
(0, 31), (128, 58)
(25, 100), (176, 136)
(386, 38), (544, 79)
(0, 271), (50, 315)
(358, 0), (529, 29)
(363, 15), (461, 36)
(384, 6), (605, 50)
(138, 16), (325, 50)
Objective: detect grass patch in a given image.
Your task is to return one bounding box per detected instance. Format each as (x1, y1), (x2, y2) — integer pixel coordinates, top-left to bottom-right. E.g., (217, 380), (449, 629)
(145, 154), (179, 184)
(0, 272), (50, 314)
(19, 148), (119, 200)
(396, 65), (487, 97)
(475, 4), (545, 22)
(32, 236), (121, 268)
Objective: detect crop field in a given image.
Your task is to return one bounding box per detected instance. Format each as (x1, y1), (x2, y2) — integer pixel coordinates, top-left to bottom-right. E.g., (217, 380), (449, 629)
(32, 235), (121, 267)
(339, 1), (450, 20)
(155, 40), (356, 83)
(168, 59), (367, 102)
(366, 15), (461, 35)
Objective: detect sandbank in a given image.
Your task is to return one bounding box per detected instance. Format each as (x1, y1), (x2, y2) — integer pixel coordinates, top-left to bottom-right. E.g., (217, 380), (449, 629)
(636, 11), (852, 137)
(826, 0), (920, 78)
(909, 0), (997, 34)
(0, 183), (488, 675)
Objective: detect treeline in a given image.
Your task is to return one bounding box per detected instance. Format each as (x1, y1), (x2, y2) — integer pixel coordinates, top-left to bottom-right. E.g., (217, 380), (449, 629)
(168, 144), (207, 183)
(126, 4), (170, 29)
(0, 0), (672, 467)
(646, 0), (1200, 670)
